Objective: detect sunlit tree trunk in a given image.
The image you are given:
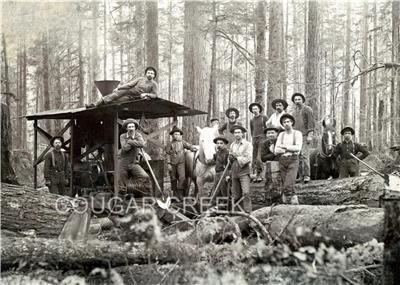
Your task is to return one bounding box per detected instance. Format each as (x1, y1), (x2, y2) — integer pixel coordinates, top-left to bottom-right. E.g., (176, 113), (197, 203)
(359, 2), (369, 143)
(372, 1), (378, 148)
(90, 1), (99, 102)
(182, 0), (209, 142)
(42, 32), (51, 131)
(1, 33), (10, 105)
(342, 2), (352, 127)
(254, 0), (266, 106)
(304, 1), (319, 123)
(135, 1), (145, 76)
(103, 0), (107, 79)
(207, 0), (218, 122)
(78, 4), (84, 107)
(267, 1), (284, 115)
(391, 0), (400, 145)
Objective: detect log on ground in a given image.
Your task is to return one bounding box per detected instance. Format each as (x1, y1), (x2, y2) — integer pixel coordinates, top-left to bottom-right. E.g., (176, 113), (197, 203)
(238, 205), (384, 247)
(0, 237), (197, 270)
(250, 175), (385, 208)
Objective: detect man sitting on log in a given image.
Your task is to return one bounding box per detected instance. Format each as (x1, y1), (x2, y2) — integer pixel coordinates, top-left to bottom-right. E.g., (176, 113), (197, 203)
(260, 126), (282, 204)
(119, 118), (151, 196)
(334, 127), (370, 178)
(44, 136), (70, 196)
(274, 114), (302, 205)
(86, 66), (158, 108)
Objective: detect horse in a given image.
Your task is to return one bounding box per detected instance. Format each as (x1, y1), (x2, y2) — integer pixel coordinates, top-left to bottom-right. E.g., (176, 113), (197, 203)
(310, 118), (339, 180)
(185, 125), (219, 199)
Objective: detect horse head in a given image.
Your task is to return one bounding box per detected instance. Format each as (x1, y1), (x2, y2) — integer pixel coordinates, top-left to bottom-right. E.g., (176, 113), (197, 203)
(321, 118), (337, 156)
(196, 125), (219, 165)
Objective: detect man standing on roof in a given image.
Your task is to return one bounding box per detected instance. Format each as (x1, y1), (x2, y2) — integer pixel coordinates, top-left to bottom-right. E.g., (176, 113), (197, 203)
(86, 67), (158, 108)
(334, 127), (369, 178)
(249, 102), (269, 183)
(119, 118), (151, 196)
(219, 107), (242, 143)
(290, 93), (315, 183)
(44, 136), (70, 195)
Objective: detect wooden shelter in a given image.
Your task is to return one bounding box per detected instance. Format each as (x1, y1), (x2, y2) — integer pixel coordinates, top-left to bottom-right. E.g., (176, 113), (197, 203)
(25, 98), (206, 194)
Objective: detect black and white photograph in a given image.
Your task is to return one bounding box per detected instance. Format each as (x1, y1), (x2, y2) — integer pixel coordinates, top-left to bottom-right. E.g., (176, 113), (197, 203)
(1, 0), (400, 284)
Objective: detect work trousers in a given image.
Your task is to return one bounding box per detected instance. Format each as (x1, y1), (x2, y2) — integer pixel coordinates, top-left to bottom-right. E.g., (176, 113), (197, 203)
(214, 171), (229, 198)
(119, 163), (149, 186)
(279, 156), (299, 201)
(169, 162), (186, 200)
(339, 158), (359, 178)
(299, 137), (311, 178)
(252, 137), (264, 176)
(264, 161), (282, 204)
(49, 171), (67, 196)
(231, 174), (252, 213)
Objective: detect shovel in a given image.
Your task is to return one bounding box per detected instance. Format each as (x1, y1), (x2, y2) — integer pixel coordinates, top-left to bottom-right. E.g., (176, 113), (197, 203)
(140, 148), (171, 209)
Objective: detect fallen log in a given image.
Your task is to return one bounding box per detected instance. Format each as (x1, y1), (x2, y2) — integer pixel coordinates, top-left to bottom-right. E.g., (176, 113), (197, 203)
(250, 175), (384, 208)
(238, 205), (384, 247)
(0, 237), (197, 270)
(1, 183), (74, 237)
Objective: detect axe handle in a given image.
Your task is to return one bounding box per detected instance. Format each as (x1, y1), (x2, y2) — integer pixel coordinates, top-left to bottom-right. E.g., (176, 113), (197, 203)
(140, 149), (165, 199)
(349, 153), (385, 178)
(209, 159), (231, 202)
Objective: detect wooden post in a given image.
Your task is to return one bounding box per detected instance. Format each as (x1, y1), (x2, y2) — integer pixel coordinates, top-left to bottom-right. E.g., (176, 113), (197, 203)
(383, 174), (400, 285)
(113, 111), (119, 193)
(70, 119), (74, 195)
(383, 197), (400, 284)
(34, 120), (38, 189)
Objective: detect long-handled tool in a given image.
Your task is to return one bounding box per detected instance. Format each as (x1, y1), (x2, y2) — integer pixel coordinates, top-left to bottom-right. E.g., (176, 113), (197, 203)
(140, 148), (171, 209)
(209, 159), (231, 203)
(349, 153), (385, 178)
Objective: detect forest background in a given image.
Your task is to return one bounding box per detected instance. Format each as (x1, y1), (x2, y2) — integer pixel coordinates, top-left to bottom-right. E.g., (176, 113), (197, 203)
(1, 0), (400, 165)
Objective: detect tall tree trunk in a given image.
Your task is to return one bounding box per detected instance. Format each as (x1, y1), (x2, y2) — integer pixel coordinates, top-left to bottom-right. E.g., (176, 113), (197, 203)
(1, 34), (11, 105)
(360, 3), (369, 143)
(21, 43), (27, 148)
(91, 1), (99, 102)
(228, 43), (234, 107)
(103, 0), (107, 79)
(304, 1), (319, 123)
(292, 0), (301, 91)
(208, 0), (217, 122)
(145, 0), (160, 159)
(267, 1), (284, 115)
(168, 0), (173, 101)
(54, 57), (63, 131)
(42, 32), (51, 131)
(373, 1), (378, 148)
(182, 0), (209, 142)
(391, 0), (400, 145)
(78, 4), (85, 107)
(135, 1), (145, 76)
(343, 2), (352, 127)
(254, 0), (266, 106)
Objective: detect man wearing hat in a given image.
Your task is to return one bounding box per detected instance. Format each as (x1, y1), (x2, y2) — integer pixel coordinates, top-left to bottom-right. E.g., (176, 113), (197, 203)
(212, 136), (230, 203)
(87, 66), (158, 108)
(249, 102), (269, 183)
(334, 127), (369, 178)
(119, 118), (150, 194)
(275, 114), (303, 204)
(225, 124), (253, 213)
(44, 136), (70, 195)
(165, 126), (197, 200)
(260, 126), (282, 204)
(265, 98), (288, 131)
(290, 93), (315, 183)
(219, 107), (243, 143)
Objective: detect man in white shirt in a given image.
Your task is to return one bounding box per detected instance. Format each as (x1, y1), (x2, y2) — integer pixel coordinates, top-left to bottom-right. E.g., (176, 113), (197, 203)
(265, 98), (288, 131)
(275, 114), (302, 205)
(226, 125), (253, 213)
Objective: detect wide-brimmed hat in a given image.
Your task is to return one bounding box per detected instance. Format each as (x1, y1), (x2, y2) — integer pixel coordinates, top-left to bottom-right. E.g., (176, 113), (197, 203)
(230, 124), (247, 134)
(144, 66), (157, 79)
(210, 118), (219, 123)
(340, 126), (355, 135)
(225, 107), (239, 118)
(291, 93), (306, 103)
(213, 136), (229, 144)
(280, 114), (296, 126)
(271, 99), (288, 110)
(169, 125), (183, 136)
(122, 118), (139, 130)
(248, 102), (263, 113)
(264, 127), (280, 134)
(50, 136), (64, 147)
